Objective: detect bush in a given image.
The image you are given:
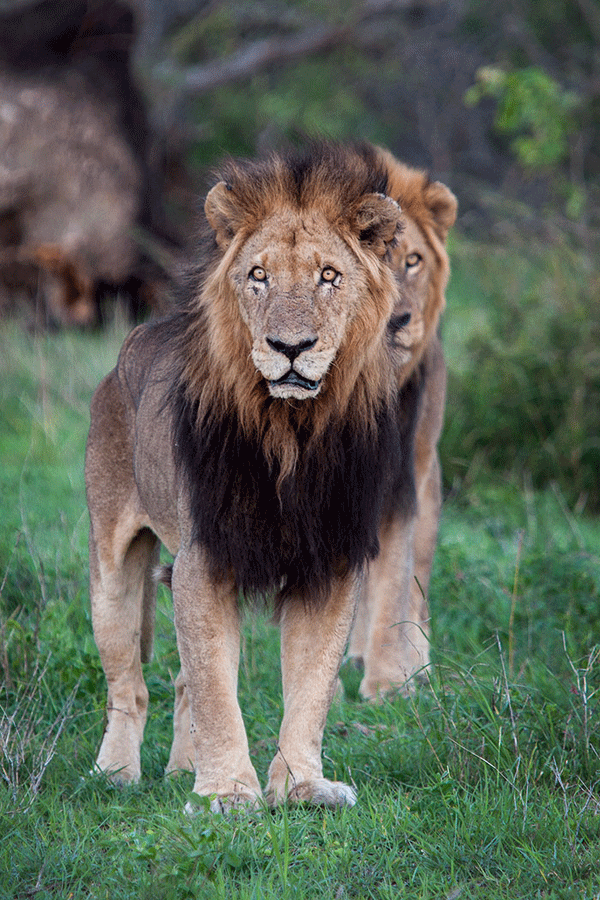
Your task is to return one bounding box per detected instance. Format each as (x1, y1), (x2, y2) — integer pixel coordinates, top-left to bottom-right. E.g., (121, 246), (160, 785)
(442, 239), (600, 512)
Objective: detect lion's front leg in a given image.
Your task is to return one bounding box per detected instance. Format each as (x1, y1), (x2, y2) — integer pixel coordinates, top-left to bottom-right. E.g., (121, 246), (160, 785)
(171, 548), (262, 813)
(266, 574), (359, 809)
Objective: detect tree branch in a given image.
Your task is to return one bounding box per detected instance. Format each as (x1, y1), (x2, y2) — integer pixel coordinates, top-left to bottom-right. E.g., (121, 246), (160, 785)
(162, 22), (349, 95)
(156, 0), (433, 96)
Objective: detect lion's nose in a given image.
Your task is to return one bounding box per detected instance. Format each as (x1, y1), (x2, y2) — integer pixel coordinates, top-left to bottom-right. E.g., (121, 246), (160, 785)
(266, 336), (317, 362)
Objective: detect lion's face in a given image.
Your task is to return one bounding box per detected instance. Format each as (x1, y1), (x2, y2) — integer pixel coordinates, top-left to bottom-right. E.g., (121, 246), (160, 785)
(376, 152), (457, 371)
(205, 175), (404, 404)
(387, 216), (440, 363)
(228, 209), (372, 400)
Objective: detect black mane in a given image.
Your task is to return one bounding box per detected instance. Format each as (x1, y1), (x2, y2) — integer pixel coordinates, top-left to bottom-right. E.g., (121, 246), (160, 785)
(172, 372), (422, 609)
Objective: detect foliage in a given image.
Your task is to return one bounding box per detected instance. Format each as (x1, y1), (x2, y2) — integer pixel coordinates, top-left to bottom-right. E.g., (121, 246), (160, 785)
(158, 0), (600, 211)
(188, 52), (372, 166)
(441, 236), (600, 512)
(464, 66), (581, 171)
(464, 65), (587, 217)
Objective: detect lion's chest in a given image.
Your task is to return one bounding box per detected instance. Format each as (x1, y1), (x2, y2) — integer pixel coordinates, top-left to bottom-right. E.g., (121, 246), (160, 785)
(173, 394), (417, 604)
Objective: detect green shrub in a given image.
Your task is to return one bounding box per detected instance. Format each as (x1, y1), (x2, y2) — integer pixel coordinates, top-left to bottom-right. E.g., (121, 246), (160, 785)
(442, 241), (600, 512)
(465, 66), (581, 171)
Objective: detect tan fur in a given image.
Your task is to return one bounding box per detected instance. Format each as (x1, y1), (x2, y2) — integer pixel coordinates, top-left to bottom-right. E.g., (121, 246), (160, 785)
(348, 149), (457, 697)
(85, 144), (456, 811)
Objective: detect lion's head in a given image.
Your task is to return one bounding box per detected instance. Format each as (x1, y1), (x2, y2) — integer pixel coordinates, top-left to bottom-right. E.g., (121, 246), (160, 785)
(206, 196), (397, 402)
(376, 148), (457, 371)
(191, 146), (402, 417)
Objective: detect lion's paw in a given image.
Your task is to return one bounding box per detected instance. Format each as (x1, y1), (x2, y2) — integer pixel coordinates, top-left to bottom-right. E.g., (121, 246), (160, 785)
(359, 667), (429, 701)
(165, 746), (195, 776)
(267, 778), (357, 809)
(93, 761), (140, 785)
(94, 723), (142, 784)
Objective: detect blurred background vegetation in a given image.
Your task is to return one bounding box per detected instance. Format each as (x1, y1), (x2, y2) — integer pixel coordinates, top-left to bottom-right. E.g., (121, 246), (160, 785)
(1, 0), (599, 510)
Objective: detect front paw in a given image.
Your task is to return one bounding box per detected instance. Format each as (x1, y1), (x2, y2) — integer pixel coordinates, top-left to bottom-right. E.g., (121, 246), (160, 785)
(94, 716), (143, 783)
(267, 777), (357, 808)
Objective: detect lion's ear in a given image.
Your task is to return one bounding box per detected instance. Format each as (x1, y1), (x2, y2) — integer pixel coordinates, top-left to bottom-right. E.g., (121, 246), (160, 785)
(353, 193), (403, 257)
(205, 181), (244, 248)
(423, 181), (457, 240)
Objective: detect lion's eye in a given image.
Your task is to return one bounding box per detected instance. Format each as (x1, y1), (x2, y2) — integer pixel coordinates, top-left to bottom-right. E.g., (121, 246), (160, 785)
(406, 253), (422, 269)
(250, 266), (267, 282)
(321, 267), (341, 286)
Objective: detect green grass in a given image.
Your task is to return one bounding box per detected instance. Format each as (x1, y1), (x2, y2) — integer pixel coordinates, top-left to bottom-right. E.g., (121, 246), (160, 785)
(1, 312), (599, 900)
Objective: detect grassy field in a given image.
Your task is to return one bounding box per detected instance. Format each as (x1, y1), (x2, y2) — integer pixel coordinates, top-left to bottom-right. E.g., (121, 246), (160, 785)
(1, 249), (599, 899)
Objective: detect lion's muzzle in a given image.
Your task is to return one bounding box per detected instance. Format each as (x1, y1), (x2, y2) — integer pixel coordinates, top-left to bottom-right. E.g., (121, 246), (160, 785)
(254, 333), (331, 399)
(266, 337), (321, 395)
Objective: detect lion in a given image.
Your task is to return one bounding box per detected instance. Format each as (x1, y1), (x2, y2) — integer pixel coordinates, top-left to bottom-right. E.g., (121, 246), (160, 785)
(85, 142), (456, 812)
(347, 147), (457, 699)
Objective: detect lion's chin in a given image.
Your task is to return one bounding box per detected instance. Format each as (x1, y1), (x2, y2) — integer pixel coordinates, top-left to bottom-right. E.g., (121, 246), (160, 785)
(267, 370), (322, 400)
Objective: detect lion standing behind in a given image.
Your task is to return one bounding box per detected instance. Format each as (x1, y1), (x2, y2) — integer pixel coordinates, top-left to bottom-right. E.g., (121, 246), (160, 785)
(85, 142), (456, 811)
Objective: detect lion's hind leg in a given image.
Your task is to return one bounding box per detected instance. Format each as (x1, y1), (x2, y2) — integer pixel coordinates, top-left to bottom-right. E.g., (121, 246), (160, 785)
(353, 453), (441, 700)
(165, 668), (195, 775)
(86, 369), (161, 783)
(90, 525), (160, 783)
(353, 512), (426, 700)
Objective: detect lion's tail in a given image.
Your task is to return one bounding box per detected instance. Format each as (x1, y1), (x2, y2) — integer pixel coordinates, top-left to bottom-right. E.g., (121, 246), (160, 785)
(140, 564), (173, 663)
(154, 563), (173, 592)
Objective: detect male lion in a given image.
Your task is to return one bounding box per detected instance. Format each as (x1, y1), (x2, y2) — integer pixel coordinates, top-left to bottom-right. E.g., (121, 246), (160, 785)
(85, 143), (456, 812)
(348, 147), (457, 699)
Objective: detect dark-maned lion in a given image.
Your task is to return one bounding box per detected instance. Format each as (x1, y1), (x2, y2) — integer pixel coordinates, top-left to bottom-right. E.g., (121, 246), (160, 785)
(85, 143), (456, 812)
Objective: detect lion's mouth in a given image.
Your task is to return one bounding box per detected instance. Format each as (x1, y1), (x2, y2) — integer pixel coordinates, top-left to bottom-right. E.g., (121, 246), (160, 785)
(269, 370), (321, 393)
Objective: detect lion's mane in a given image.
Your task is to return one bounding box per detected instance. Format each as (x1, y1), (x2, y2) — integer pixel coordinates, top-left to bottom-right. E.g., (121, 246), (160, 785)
(162, 144), (425, 607)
